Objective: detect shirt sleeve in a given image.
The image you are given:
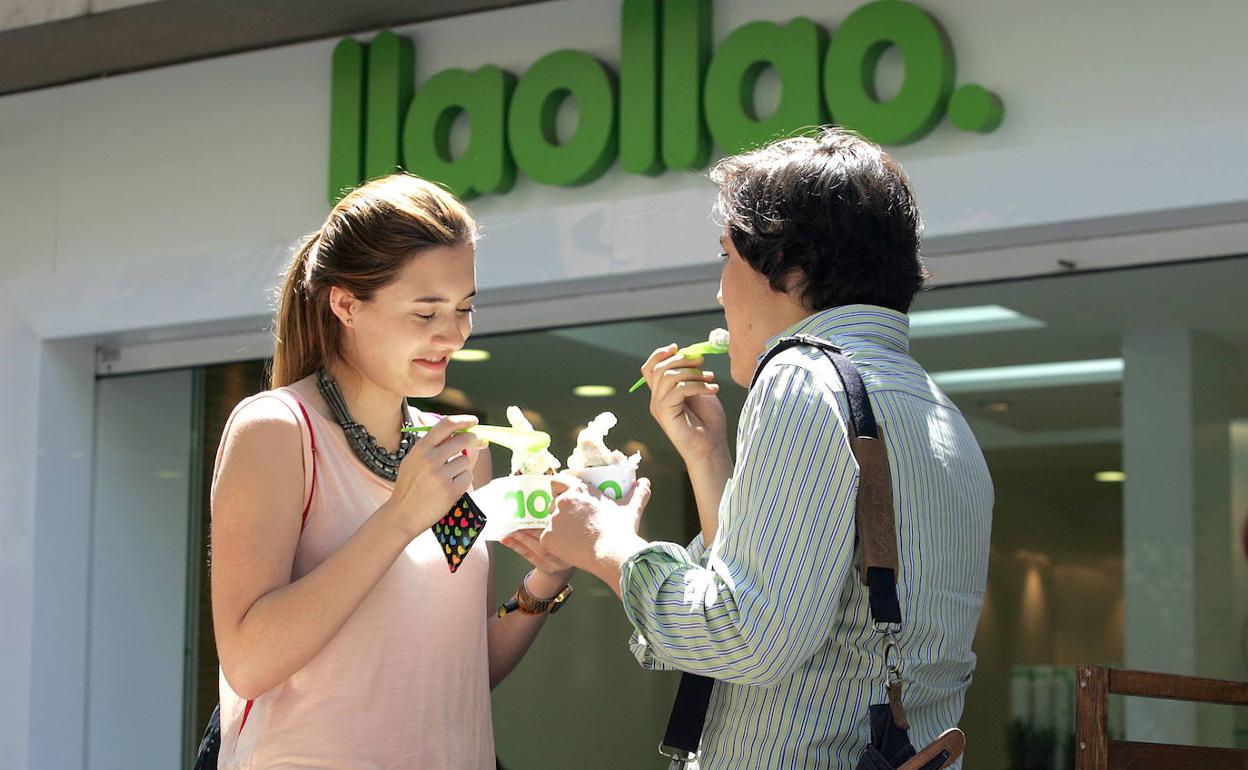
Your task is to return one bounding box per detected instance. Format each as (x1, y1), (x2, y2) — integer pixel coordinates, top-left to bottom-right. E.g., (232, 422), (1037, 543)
(620, 361), (861, 686)
(686, 531), (709, 563)
(628, 531), (711, 671)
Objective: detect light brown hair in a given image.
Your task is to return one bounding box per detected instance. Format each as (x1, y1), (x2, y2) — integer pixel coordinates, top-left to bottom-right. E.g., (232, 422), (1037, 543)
(270, 174), (477, 388)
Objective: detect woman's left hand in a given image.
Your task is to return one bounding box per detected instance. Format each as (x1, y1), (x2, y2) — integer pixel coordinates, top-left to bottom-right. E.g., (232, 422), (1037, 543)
(500, 530), (575, 584)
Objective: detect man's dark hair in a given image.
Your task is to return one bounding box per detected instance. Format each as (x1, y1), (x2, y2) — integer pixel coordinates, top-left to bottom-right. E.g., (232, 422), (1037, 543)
(711, 126), (928, 313)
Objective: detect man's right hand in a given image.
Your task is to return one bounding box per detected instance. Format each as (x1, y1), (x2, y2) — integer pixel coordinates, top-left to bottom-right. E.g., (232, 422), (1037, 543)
(640, 344), (730, 466)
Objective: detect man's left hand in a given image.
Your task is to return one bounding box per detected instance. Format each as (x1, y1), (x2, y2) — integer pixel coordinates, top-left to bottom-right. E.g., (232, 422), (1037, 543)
(539, 474), (652, 587)
(499, 529), (575, 587)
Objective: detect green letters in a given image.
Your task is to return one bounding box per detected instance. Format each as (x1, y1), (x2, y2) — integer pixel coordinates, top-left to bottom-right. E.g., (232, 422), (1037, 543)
(598, 481), (624, 500)
(619, 0), (663, 175)
(703, 19), (827, 155)
(508, 50), (618, 187)
(823, 0), (954, 145)
(505, 490), (525, 519)
(327, 1), (1001, 202)
(505, 489), (553, 519)
(328, 38), (366, 205)
(661, 0), (713, 170)
(364, 31), (414, 179)
(402, 66), (516, 200)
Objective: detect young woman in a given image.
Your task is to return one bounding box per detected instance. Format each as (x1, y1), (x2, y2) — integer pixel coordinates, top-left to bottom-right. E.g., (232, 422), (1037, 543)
(210, 174), (570, 769)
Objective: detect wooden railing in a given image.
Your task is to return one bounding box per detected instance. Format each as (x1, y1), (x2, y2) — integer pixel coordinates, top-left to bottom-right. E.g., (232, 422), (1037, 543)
(1075, 666), (1248, 770)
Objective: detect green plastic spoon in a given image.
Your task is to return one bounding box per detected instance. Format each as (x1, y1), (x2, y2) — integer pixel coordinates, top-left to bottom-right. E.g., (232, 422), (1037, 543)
(628, 328), (730, 393)
(402, 424), (551, 453)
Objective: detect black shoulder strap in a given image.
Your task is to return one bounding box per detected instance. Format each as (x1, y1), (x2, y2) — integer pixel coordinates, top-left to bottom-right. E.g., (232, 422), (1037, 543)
(659, 334), (902, 763)
(753, 333), (878, 438)
(750, 334), (901, 622)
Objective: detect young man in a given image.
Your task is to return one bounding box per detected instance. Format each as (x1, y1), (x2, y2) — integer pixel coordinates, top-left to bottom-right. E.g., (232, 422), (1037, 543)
(540, 128), (993, 769)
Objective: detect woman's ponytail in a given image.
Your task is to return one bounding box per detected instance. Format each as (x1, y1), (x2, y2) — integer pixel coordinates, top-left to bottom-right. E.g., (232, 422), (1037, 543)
(270, 235), (326, 388)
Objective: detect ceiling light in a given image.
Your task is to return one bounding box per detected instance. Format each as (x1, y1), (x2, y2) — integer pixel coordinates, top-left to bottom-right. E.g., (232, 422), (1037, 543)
(909, 305), (1044, 339)
(932, 358), (1122, 394)
(573, 385), (616, 398)
(1095, 471), (1126, 483)
(451, 349), (490, 362)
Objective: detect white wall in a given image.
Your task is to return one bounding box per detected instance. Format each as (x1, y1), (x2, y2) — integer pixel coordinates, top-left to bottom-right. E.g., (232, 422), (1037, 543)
(24, 339), (96, 770)
(4, 0), (1248, 765)
(0, 304), (39, 769)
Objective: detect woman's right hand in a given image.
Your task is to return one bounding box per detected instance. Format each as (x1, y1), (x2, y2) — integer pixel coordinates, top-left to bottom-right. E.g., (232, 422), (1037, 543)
(383, 414), (484, 540)
(640, 344), (729, 464)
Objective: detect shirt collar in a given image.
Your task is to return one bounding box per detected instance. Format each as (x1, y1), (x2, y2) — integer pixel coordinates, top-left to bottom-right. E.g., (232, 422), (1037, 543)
(761, 304), (911, 361)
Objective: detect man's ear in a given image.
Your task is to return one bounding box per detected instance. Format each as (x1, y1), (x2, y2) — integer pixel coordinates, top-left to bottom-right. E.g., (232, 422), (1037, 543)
(328, 286), (358, 327)
(781, 267), (810, 310)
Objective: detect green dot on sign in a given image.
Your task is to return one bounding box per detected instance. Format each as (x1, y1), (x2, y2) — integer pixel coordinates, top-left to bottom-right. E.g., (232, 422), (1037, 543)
(949, 83), (1004, 133)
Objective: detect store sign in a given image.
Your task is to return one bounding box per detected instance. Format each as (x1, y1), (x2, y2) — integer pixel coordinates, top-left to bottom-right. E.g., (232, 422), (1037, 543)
(328, 0), (1003, 203)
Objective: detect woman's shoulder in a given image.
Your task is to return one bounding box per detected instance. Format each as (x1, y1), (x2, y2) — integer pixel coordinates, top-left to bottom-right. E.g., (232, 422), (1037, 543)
(232, 388), (300, 422)
(228, 375), (318, 424)
(220, 387), (312, 457)
(214, 389), (308, 494)
(212, 388), (311, 522)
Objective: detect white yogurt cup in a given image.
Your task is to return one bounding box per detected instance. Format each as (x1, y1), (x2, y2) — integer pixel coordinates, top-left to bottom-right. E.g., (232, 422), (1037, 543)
(567, 463), (637, 501)
(473, 474), (555, 540)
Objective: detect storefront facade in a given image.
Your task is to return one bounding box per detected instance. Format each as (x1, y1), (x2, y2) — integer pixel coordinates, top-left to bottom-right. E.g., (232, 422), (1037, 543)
(3, 0), (1248, 768)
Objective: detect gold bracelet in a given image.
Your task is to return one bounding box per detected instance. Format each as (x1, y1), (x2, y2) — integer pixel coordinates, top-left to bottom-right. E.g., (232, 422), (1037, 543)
(497, 571), (574, 617)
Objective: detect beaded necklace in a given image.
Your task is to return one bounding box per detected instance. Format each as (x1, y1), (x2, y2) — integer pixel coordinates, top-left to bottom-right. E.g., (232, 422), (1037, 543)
(316, 368), (414, 482)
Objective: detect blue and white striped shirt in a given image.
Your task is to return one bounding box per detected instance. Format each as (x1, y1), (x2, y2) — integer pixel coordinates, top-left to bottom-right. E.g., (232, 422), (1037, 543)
(620, 305), (994, 769)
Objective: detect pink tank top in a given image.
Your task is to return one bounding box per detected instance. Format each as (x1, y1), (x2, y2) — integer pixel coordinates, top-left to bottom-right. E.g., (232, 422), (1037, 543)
(213, 385), (494, 770)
